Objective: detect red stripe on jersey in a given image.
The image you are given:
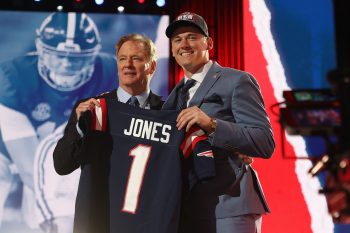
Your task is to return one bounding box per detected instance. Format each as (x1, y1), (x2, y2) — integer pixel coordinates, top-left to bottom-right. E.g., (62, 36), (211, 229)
(181, 127), (208, 158)
(100, 98), (107, 132)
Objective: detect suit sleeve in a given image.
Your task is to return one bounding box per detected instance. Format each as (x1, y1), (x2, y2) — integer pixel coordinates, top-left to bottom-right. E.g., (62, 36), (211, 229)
(211, 73), (275, 158)
(53, 101), (84, 175)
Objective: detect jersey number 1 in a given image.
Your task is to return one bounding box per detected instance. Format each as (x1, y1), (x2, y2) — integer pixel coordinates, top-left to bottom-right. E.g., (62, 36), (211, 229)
(122, 144), (152, 214)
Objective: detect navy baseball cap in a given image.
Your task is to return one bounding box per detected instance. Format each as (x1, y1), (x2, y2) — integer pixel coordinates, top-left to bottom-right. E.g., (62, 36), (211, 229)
(165, 12), (209, 38)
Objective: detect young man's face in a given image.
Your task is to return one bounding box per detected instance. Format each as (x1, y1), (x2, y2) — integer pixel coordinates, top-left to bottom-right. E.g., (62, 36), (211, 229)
(171, 26), (212, 74)
(117, 40), (155, 95)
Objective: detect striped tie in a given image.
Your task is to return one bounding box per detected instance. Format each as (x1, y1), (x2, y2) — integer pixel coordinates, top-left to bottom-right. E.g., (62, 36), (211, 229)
(176, 79), (196, 110)
(127, 96), (140, 107)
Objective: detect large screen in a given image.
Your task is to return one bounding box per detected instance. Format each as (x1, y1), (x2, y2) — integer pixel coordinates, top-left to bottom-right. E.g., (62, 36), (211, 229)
(0, 10), (169, 233)
(243, 0), (345, 232)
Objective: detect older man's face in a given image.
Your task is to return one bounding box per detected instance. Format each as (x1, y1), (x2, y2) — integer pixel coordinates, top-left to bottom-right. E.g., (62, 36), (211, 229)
(117, 40), (155, 95)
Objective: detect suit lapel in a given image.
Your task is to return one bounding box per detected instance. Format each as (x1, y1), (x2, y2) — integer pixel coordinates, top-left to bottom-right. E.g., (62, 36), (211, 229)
(189, 62), (222, 107)
(162, 79), (185, 110)
(100, 89), (118, 100)
(147, 91), (164, 110)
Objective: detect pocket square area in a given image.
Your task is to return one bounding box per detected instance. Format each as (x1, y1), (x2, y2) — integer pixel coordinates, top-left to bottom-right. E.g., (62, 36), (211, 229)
(203, 94), (223, 103)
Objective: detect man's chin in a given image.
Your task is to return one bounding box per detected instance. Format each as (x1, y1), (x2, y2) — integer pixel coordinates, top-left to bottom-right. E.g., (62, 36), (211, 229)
(181, 63), (195, 71)
(120, 76), (137, 83)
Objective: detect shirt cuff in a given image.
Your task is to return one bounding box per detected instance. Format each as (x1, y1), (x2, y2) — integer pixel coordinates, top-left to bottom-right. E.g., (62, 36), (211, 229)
(76, 122), (84, 137)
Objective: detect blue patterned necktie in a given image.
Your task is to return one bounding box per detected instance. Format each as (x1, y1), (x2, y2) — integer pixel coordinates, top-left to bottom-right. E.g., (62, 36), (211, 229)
(176, 79), (196, 110)
(127, 96), (140, 107)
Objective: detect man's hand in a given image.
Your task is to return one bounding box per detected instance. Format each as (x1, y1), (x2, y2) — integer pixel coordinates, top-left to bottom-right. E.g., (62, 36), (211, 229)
(176, 106), (254, 165)
(176, 106), (212, 132)
(75, 98), (100, 120)
(238, 153), (254, 165)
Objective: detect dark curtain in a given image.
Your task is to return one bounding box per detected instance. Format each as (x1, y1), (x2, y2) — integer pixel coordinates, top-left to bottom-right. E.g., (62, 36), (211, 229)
(168, 0), (243, 91)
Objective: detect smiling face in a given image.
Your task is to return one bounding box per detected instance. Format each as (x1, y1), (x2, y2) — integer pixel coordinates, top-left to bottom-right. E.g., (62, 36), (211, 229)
(117, 40), (156, 95)
(171, 26), (213, 77)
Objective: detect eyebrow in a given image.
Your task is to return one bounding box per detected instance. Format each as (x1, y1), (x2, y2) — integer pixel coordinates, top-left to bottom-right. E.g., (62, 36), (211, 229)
(173, 32), (202, 39)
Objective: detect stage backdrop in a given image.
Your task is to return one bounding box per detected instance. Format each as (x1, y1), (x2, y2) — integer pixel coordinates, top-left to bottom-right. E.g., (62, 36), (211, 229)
(0, 11), (169, 233)
(243, 0), (350, 233)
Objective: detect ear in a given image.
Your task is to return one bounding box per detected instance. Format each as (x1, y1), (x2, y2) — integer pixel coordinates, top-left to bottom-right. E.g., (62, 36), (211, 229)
(207, 37), (214, 50)
(149, 60), (157, 76)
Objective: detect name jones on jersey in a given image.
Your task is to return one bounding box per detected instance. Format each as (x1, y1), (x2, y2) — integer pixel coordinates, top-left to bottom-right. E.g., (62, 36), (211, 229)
(124, 117), (171, 143)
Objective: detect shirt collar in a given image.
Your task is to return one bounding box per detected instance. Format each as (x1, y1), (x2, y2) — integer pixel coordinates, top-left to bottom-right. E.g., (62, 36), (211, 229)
(184, 60), (213, 83)
(117, 87), (150, 107)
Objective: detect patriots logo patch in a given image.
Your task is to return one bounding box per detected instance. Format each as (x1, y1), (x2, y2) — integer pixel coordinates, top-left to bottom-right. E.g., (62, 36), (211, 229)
(196, 150), (214, 158)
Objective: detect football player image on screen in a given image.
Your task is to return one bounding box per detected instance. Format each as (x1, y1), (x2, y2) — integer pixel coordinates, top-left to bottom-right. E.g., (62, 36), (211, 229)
(0, 12), (117, 233)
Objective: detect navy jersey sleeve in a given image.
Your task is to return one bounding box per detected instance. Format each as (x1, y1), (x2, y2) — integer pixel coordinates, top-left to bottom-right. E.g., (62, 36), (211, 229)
(181, 127), (216, 189)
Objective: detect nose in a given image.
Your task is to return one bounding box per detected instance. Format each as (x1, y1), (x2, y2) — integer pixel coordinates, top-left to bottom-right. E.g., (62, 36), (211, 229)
(127, 58), (134, 65)
(124, 57), (134, 67)
(60, 57), (72, 68)
(178, 39), (191, 50)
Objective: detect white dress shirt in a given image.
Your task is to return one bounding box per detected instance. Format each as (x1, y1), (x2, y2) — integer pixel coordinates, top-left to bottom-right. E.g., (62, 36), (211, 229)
(184, 60), (213, 107)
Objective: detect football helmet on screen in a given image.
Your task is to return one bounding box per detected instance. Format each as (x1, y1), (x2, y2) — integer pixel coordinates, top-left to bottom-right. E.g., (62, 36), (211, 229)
(36, 12), (101, 91)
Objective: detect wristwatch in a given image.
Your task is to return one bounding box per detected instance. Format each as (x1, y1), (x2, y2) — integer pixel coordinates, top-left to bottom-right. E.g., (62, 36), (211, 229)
(207, 118), (217, 135)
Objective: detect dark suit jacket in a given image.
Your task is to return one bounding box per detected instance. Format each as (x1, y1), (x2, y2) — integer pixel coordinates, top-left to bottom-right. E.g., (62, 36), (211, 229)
(53, 89), (163, 233)
(162, 62), (275, 221)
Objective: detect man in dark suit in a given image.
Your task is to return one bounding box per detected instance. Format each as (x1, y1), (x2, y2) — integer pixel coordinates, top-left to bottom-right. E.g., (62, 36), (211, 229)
(163, 12), (275, 233)
(53, 33), (163, 233)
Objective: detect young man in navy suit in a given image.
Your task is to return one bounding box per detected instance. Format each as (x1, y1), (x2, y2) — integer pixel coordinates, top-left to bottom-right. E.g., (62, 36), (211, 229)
(163, 12), (275, 233)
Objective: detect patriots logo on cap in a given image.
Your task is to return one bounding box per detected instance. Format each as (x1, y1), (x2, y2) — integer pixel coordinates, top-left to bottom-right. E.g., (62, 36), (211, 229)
(177, 12), (194, 21)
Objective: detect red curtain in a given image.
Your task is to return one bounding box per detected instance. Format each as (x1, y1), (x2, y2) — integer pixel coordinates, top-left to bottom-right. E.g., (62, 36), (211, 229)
(168, 0), (243, 91)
